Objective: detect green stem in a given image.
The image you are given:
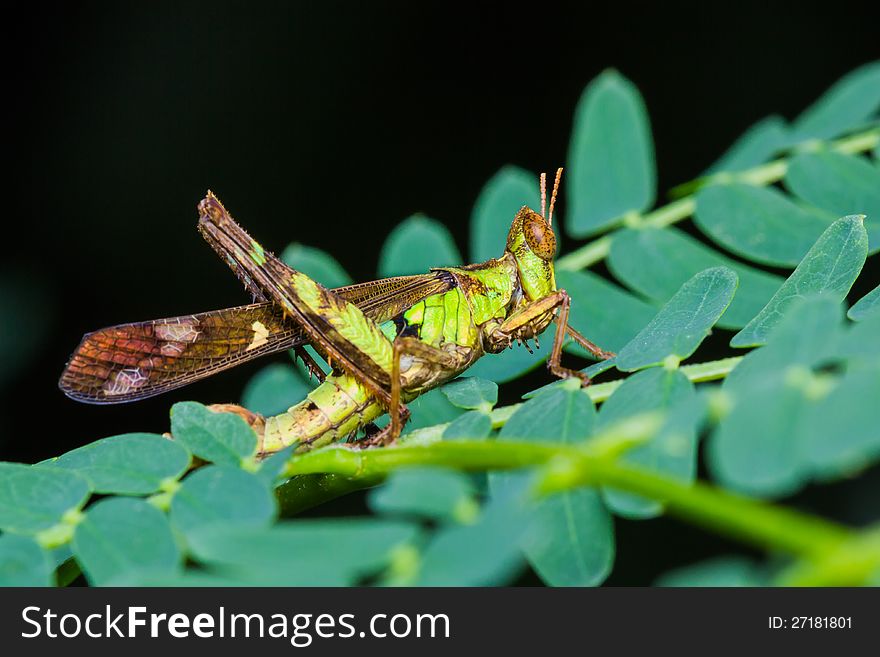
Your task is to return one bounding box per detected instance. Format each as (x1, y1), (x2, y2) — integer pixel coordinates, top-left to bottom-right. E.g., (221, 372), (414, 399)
(282, 440), (852, 559)
(556, 127), (880, 271)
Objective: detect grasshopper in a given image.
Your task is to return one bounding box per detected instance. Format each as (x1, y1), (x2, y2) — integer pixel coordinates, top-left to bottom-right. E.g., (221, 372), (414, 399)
(59, 169), (613, 454)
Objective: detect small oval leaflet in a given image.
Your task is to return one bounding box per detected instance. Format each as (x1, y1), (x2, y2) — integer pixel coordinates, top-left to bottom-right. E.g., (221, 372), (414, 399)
(72, 497), (182, 585)
(567, 69), (656, 237)
(170, 465), (278, 539)
(0, 534), (53, 586)
(695, 183), (835, 267)
(731, 215), (868, 348)
(378, 214), (461, 277)
(608, 226), (781, 329)
(170, 401), (258, 466)
(0, 463), (90, 534)
(471, 165), (542, 263)
(490, 384), (614, 587)
(186, 520), (417, 586)
(441, 377), (498, 410)
(50, 432), (190, 495)
(785, 151), (880, 251)
(368, 467), (477, 523)
(614, 267), (738, 372)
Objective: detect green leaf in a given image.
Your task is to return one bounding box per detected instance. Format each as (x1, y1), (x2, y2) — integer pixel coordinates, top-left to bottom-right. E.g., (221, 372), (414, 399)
(655, 556), (764, 587)
(490, 385), (614, 586)
(0, 463), (90, 534)
(791, 62), (880, 141)
(836, 313), (880, 365)
(557, 269), (659, 356)
(441, 377), (498, 410)
(471, 165), (541, 262)
(403, 387), (462, 434)
(598, 368), (698, 518)
(567, 69), (656, 236)
(731, 215), (868, 347)
(694, 183), (835, 267)
(608, 226), (783, 329)
(368, 468), (477, 523)
(442, 410), (493, 441)
(848, 283), (880, 320)
(187, 520), (416, 586)
(50, 433), (190, 495)
(709, 298), (846, 496)
(170, 401), (257, 466)
(242, 363), (310, 416)
(378, 214), (461, 277)
(803, 363), (880, 479)
(0, 534), (53, 586)
(704, 115), (789, 174)
(72, 497), (181, 585)
(170, 466), (277, 539)
(280, 242), (353, 288)
(411, 496), (527, 586)
(615, 267), (738, 371)
(785, 151), (880, 251)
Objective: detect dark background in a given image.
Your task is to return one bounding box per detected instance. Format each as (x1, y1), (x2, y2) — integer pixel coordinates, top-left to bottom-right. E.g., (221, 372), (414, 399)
(2, 2), (878, 584)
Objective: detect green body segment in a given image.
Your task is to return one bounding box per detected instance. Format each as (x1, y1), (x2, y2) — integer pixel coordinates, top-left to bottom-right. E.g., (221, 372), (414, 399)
(259, 264), (518, 453)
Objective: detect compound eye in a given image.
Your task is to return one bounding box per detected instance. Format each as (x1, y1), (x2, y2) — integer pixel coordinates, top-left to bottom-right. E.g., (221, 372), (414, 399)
(524, 215), (556, 260)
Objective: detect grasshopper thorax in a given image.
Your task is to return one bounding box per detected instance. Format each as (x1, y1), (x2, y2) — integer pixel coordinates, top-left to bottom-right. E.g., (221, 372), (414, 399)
(505, 206), (557, 302)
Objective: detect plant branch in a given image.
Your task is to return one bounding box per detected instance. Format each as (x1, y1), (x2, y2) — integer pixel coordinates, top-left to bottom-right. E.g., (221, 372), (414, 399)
(281, 439), (855, 563)
(556, 127), (880, 272)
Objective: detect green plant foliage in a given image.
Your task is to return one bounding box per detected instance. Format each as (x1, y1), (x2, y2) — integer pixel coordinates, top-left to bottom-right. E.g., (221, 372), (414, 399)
(558, 269), (658, 353)
(655, 556), (766, 587)
(490, 382), (614, 586)
(709, 297), (857, 496)
(704, 115), (789, 174)
(790, 61), (880, 141)
(442, 410), (493, 441)
(367, 468), (477, 523)
(170, 401), (257, 466)
(849, 284), (880, 320)
(49, 433), (190, 495)
(731, 215), (868, 347)
(695, 184), (834, 267)
(72, 497), (182, 585)
(615, 267), (738, 371)
(170, 465), (277, 539)
(785, 151), (880, 250)
(597, 368), (698, 518)
(471, 165), (543, 262)
(378, 214), (461, 277)
(607, 227), (782, 329)
(0, 534), (53, 586)
(281, 242), (353, 288)
(440, 377), (498, 410)
(241, 363), (311, 416)
(407, 496), (528, 586)
(8, 63), (880, 589)
(567, 70), (656, 236)
(0, 463), (89, 534)
(185, 520), (417, 586)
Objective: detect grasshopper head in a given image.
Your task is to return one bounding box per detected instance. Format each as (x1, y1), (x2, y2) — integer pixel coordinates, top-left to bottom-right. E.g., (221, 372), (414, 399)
(505, 168), (562, 301)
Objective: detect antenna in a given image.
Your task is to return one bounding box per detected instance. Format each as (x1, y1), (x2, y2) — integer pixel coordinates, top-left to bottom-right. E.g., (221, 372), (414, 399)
(548, 167), (563, 226)
(540, 172), (547, 219)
